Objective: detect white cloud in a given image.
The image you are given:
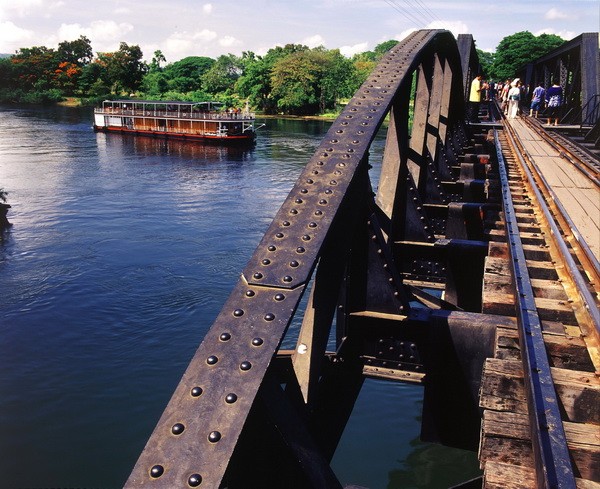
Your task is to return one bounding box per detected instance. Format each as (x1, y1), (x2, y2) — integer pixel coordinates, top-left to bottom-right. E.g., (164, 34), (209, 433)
(202, 3), (213, 15)
(533, 28), (577, 40)
(340, 42), (368, 57)
(162, 29), (218, 59)
(426, 20), (469, 38)
(114, 7), (131, 14)
(0, 0), (43, 19)
(396, 27), (418, 42)
(57, 20), (133, 44)
(219, 35), (241, 48)
(544, 8), (573, 20)
(302, 34), (325, 48)
(0, 20), (33, 52)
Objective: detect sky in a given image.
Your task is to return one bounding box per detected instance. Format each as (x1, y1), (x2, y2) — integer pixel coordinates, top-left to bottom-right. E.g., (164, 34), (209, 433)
(0, 0), (598, 61)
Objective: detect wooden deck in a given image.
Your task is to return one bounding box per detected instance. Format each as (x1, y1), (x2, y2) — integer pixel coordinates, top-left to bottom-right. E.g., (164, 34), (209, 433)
(508, 118), (599, 260)
(479, 118), (600, 488)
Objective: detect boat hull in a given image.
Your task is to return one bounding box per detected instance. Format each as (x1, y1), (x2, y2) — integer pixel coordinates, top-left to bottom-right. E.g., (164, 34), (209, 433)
(93, 124), (256, 145)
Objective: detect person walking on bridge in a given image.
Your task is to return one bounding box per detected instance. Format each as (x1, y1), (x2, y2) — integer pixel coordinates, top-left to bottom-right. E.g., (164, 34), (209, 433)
(507, 80), (522, 119)
(545, 81), (563, 126)
(468, 74), (483, 122)
(529, 82), (545, 118)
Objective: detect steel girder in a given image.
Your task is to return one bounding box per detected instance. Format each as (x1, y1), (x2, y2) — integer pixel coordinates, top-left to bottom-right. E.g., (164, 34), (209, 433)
(124, 29), (484, 489)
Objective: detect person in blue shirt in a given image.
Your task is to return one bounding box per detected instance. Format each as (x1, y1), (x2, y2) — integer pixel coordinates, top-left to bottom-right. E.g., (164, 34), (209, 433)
(529, 82), (545, 118)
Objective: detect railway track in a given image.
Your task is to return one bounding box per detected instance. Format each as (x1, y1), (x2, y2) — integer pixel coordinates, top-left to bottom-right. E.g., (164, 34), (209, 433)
(478, 116), (600, 488)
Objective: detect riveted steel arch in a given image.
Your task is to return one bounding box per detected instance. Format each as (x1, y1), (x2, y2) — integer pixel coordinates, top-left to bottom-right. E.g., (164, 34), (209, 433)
(124, 29), (474, 489)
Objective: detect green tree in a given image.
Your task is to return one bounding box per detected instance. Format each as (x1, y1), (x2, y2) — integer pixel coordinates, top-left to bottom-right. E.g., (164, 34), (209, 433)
(491, 31), (564, 80)
(270, 49), (324, 114)
(476, 49), (495, 78)
(201, 54), (243, 95)
(161, 56), (214, 92)
(97, 42), (147, 94)
(149, 50), (166, 73)
(57, 36), (93, 67)
(11, 46), (58, 90)
(236, 44), (310, 113)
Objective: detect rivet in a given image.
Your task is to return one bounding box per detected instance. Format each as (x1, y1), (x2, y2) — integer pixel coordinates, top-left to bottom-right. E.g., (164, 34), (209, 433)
(331, 139), (339, 143)
(296, 246), (306, 253)
(172, 423), (185, 435)
(261, 258), (271, 265)
(206, 355), (218, 365)
(330, 180), (337, 185)
(245, 290), (255, 297)
(275, 233), (284, 239)
(264, 313), (275, 321)
(252, 337), (264, 346)
(225, 393), (238, 404)
(290, 209), (298, 214)
(324, 189), (332, 194)
(150, 465), (164, 478)
(317, 161), (324, 166)
(289, 260), (299, 267)
(191, 386), (203, 397)
(188, 473), (202, 487)
(233, 308), (244, 317)
(308, 222), (317, 228)
(295, 198), (303, 204)
(208, 431), (221, 443)
(283, 275), (293, 282)
(267, 245), (276, 251)
(306, 179), (314, 184)
(314, 210), (323, 216)
(282, 221), (290, 226)
(300, 188), (308, 194)
(240, 361), (252, 371)
(302, 235), (311, 241)
(274, 293), (285, 301)
(338, 162), (346, 167)
(321, 153), (329, 157)
(319, 199), (328, 205)
(219, 332), (231, 341)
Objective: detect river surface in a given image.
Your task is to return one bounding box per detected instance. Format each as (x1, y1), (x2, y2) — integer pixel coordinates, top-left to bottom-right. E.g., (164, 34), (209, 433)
(0, 105), (480, 489)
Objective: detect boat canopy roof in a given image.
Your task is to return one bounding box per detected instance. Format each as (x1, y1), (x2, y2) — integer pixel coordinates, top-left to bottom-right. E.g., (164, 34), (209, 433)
(102, 100), (225, 110)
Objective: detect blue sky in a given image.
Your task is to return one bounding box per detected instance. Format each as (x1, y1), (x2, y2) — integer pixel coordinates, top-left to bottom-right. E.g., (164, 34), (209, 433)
(0, 0), (598, 61)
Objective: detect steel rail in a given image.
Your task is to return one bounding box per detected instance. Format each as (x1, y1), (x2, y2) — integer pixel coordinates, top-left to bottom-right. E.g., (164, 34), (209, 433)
(503, 118), (600, 332)
(494, 128), (577, 489)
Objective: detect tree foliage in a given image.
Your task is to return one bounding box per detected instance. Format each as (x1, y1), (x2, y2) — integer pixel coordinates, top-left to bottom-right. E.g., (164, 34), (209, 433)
(0, 31), (567, 115)
(490, 31), (564, 81)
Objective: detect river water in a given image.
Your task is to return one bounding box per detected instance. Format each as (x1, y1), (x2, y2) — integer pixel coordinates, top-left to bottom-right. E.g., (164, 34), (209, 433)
(0, 105), (480, 489)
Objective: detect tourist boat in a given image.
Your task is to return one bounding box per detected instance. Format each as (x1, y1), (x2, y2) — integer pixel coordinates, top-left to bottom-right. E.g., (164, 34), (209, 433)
(93, 100), (257, 144)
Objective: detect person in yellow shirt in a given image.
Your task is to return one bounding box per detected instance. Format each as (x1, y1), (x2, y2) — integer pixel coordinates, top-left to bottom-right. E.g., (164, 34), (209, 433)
(468, 74), (483, 122)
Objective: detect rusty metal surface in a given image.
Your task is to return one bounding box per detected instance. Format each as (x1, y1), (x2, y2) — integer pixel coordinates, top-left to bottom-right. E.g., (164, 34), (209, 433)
(124, 29), (459, 488)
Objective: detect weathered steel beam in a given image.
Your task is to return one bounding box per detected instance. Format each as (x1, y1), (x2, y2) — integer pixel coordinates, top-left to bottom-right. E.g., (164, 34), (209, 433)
(125, 29), (469, 488)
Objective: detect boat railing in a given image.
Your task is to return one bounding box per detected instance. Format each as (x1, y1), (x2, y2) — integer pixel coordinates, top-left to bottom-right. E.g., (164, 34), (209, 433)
(95, 107), (255, 120)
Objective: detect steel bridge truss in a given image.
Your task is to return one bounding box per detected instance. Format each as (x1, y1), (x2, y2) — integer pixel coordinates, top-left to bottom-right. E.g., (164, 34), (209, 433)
(520, 32), (600, 125)
(125, 30), (503, 488)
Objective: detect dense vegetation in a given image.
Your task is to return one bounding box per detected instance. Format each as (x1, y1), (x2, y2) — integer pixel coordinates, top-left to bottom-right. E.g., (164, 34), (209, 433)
(0, 31), (565, 114)
(476, 31), (565, 81)
(0, 36), (397, 115)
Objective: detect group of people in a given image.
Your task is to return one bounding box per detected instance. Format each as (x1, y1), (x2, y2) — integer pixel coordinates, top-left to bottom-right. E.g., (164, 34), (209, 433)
(469, 75), (564, 125)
